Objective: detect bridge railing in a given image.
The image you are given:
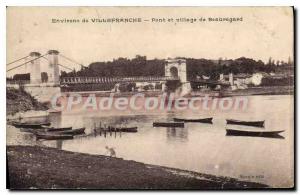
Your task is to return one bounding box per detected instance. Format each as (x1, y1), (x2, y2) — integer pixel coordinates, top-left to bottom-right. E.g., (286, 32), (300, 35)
(60, 76), (179, 84)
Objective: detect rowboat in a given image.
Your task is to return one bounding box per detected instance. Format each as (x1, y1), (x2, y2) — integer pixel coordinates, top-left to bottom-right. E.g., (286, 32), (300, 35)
(97, 127), (138, 133)
(55, 127), (85, 135)
(115, 127), (138, 133)
(12, 121), (51, 129)
(173, 117), (213, 123)
(36, 133), (74, 140)
(226, 129), (284, 138)
(44, 126), (73, 132)
(153, 122), (184, 128)
(226, 119), (264, 127)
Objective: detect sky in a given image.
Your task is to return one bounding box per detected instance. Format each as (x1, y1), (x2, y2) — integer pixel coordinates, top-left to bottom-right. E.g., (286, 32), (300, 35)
(6, 7), (294, 76)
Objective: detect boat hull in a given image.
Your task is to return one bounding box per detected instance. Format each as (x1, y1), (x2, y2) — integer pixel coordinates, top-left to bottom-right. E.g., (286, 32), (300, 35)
(173, 117), (212, 123)
(116, 127), (138, 133)
(226, 129), (284, 138)
(12, 122), (51, 129)
(97, 127), (138, 133)
(46, 127), (73, 132)
(153, 122), (184, 128)
(226, 119), (264, 127)
(55, 128), (85, 135)
(36, 133), (74, 140)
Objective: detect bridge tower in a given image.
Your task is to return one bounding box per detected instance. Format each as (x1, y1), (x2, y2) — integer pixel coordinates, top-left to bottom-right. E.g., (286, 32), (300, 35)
(164, 59), (191, 95)
(29, 52), (42, 84)
(48, 50), (60, 85)
(165, 59), (187, 82)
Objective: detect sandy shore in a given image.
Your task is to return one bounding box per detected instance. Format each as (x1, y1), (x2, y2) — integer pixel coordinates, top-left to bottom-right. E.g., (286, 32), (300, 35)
(7, 145), (269, 189)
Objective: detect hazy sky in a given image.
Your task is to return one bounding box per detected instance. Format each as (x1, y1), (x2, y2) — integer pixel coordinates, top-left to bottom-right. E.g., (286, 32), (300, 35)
(7, 7), (293, 76)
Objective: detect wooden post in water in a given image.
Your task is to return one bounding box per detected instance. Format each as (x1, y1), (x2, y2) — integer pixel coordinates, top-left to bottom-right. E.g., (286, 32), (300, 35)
(109, 126), (112, 136)
(94, 122), (97, 136)
(99, 122), (102, 136)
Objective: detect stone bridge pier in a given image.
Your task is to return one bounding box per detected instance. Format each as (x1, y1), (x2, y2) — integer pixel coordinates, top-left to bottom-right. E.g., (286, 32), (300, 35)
(164, 59), (191, 96)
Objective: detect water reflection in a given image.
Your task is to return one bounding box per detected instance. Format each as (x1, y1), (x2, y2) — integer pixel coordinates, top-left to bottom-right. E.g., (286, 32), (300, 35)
(94, 129), (122, 139)
(166, 127), (188, 142)
(48, 113), (62, 128)
(7, 95), (294, 187)
(56, 140), (63, 150)
(19, 115), (51, 124)
(90, 115), (149, 127)
(23, 132), (35, 141)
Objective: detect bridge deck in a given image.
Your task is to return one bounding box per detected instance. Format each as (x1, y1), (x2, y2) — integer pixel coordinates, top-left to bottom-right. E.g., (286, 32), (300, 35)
(60, 76), (179, 84)
(7, 77), (230, 86)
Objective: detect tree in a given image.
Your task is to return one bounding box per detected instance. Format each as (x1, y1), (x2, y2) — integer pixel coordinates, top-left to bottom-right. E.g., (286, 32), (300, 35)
(287, 56), (293, 66)
(268, 57), (273, 65)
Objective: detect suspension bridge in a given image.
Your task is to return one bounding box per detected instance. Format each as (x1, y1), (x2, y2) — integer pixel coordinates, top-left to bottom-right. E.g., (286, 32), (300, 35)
(6, 50), (181, 85)
(6, 50), (230, 102)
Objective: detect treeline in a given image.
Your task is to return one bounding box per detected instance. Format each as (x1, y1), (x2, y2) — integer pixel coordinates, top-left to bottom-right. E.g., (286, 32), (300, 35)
(186, 57), (278, 80)
(59, 55), (293, 81)
(61, 55), (165, 78)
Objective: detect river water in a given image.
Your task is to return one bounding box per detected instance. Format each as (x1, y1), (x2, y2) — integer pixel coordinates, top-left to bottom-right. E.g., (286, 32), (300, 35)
(7, 95), (294, 187)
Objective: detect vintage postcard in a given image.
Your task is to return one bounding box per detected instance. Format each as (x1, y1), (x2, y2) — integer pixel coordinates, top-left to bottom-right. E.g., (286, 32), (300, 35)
(6, 7), (294, 189)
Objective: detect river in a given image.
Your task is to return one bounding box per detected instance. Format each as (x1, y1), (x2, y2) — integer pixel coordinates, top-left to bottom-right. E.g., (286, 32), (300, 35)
(7, 95), (294, 187)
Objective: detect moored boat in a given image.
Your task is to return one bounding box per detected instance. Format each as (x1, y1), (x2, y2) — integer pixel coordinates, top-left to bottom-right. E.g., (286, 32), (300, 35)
(36, 133), (74, 140)
(226, 129), (284, 138)
(97, 126), (138, 133)
(44, 126), (73, 132)
(115, 127), (138, 133)
(173, 117), (213, 123)
(55, 127), (85, 135)
(153, 122), (184, 128)
(226, 119), (264, 127)
(12, 121), (51, 129)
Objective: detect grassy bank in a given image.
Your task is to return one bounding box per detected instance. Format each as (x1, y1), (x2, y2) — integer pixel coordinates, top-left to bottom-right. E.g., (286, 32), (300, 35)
(6, 88), (48, 116)
(7, 146), (268, 189)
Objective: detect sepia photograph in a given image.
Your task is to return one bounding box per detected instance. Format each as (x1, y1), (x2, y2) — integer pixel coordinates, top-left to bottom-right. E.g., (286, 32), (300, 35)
(6, 6), (294, 189)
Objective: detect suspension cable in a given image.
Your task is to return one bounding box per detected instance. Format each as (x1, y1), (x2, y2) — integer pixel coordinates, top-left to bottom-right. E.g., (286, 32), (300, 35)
(41, 56), (73, 71)
(6, 55), (29, 66)
(6, 53), (47, 72)
(59, 54), (87, 68)
(59, 54), (107, 75)
(58, 64), (73, 71)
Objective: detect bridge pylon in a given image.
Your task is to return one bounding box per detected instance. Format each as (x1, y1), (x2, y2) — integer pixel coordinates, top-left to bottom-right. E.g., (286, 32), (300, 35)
(48, 50), (60, 85)
(28, 52), (42, 84)
(164, 58), (191, 95)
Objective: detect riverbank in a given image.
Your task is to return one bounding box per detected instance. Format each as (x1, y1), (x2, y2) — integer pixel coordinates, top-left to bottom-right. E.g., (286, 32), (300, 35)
(6, 88), (48, 116)
(7, 145), (269, 189)
(62, 85), (293, 97)
(221, 86), (293, 97)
